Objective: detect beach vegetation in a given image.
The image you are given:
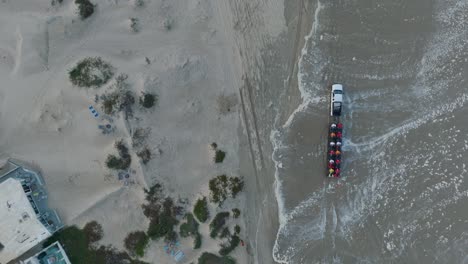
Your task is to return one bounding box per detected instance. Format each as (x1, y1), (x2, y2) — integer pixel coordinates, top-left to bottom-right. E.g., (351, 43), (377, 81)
(193, 197), (209, 223)
(219, 235), (240, 256)
(219, 227), (230, 239)
(69, 57), (113, 88)
(145, 197), (179, 242)
(83, 221), (103, 244)
(139, 93), (157, 108)
(163, 18), (174, 31)
(100, 74), (135, 118)
(179, 213), (199, 237)
(209, 175), (244, 205)
(130, 17), (139, 32)
(75, 0), (95, 20)
(197, 252), (236, 264)
(106, 140), (131, 170)
(133, 0), (144, 7)
(43, 224), (148, 264)
(234, 225), (240, 235)
(194, 233), (202, 249)
(209, 212), (230, 238)
(124, 231), (149, 257)
(137, 147), (151, 164)
(214, 150), (226, 163)
(179, 213), (202, 249)
(132, 127), (150, 148)
(232, 208), (240, 218)
(229, 177), (244, 198)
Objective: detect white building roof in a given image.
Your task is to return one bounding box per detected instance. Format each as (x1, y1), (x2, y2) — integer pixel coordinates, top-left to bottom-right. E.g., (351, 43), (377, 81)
(0, 178), (51, 264)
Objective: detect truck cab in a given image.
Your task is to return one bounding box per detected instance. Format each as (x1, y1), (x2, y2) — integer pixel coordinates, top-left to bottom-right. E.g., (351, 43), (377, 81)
(330, 84), (343, 116)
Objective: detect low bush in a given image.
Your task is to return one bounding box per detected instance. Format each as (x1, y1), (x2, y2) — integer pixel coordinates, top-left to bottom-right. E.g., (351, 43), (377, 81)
(234, 225), (240, 235)
(194, 233), (202, 249)
(209, 175), (244, 205)
(75, 0), (95, 19)
(193, 197), (209, 223)
(130, 18), (139, 32)
(219, 227), (230, 239)
(179, 213), (199, 238)
(69, 57), (113, 87)
(139, 93), (157, 108)
(102, 94), (119, 115)
(106, 140), (131, 170)
(229, 177), (244, 198)
(209, 212), (230, 238)
(137, 148), (151, 164)
(124, 231), (149, 257)
(146, 198), (178, 242)
(232, 208), (240, 218)
(209, 175), (228, 205)
(219, 235), (240, 256)
(214, 150), (226, 163)
(43, 224), (147, 264)
(83, 221), (103, 243)
(197, 252), (236, 264)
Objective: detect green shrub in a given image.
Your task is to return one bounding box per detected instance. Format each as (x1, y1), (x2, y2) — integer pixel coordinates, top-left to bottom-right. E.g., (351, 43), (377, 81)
(209, 175), (243, 205)
(234, 225), (240, 235)
(214, 150), (226, 163)
(82, 221), (103, 243)
(229, 177), (244, 198)
(105, 154), (131, 170)
(209, 175), (228, 205)
(179, 213), (199, 237)
(106, 141), (132, 170)
(139, 93), (157, 108)
(197, 252), (236, 264)
(124, 231), (149, 257)
(75, 0), (95, 19)
(194, 233), (202, 249)
(219, 235), (240, 256)
(193, 197), (209, 222)
(146, 198), (178, 241)
(164, 230), (178, 243)
(137, 148), (151, 164)
(43, 225), (147, 264)
(102, 94), (119, 114)
(69, 57), (113, 87)
(43, 226), (94, 264)
(232, 208), (240, 218)
(219, 227), (230, 239)
(209, 212), (230, 238)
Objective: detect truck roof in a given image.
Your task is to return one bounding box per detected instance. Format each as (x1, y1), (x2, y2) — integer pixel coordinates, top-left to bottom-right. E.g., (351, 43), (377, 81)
(332, 84), (343, 91)
(333, 94), (343, 102)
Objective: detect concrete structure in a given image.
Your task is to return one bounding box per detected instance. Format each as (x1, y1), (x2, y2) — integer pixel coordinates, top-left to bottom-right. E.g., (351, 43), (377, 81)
(0, 161), (62, 264)
(20, 241), (71, 264)
(0, 178), (51, 264)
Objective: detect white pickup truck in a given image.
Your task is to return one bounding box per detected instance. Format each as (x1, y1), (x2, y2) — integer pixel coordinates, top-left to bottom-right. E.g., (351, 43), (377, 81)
(330, 84), (343, 116)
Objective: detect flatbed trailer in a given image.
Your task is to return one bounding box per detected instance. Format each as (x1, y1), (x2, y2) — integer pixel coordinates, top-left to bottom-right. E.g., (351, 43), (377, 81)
(326, 84), (344, 178)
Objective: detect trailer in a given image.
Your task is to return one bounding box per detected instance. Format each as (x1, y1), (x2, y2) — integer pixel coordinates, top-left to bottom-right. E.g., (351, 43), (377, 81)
(327, 84), (344, 178)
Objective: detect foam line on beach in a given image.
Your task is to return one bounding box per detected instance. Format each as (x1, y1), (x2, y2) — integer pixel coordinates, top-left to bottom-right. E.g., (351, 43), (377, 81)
(272, 1), (324, 263)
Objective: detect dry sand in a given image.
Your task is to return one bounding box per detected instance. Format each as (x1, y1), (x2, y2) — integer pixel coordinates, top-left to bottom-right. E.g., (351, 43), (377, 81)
(0, 0), (310, 263)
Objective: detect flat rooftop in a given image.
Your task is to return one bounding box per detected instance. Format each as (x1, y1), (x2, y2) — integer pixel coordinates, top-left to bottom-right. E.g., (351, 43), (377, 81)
(20, 241), (71, 264)
(0, 178), (51, 264)
(0, 161), (62, 264)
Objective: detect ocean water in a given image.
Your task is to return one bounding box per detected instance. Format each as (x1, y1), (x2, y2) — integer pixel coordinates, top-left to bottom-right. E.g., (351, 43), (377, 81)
(272, 0), (468, 263)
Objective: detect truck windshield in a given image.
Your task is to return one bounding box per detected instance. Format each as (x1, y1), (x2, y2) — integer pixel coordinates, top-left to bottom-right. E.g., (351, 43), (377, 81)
(334, 90), (343, 94)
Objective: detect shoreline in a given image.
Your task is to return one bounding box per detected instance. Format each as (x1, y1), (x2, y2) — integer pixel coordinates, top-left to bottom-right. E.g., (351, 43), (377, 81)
(234, 0), (316, 263)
